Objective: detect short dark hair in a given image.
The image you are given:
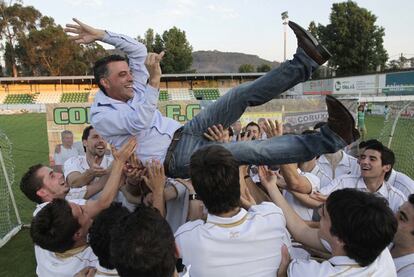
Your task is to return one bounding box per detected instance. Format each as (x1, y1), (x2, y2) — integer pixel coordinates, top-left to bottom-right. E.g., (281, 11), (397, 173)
(190, 145), (240, 215)
(20, 164), (44, 204)
(81, 126), (94, 152)
(89, 203), (130, 270)
(409, 194), (414, 206)
(358, 139), (381, 149)
(326, 189), (397, 267)
(30, 198), (80, 253)
(245, 121), (260, 131)
(93, 55), (127, 94)
(409, 194), (414, 236)
(110, 205), (176, 277)
(364, 143), (395, 180)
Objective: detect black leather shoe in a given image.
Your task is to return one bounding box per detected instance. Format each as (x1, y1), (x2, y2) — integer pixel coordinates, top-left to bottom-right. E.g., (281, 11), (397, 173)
(288, 21), (332, 65)
(326, 95), (360, 145)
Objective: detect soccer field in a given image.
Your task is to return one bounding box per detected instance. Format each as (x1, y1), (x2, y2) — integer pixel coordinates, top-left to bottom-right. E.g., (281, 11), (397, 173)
(0, 113), (413, 276)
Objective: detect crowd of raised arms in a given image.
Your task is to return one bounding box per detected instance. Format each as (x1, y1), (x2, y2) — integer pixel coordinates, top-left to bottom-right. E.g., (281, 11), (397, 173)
(19, 18), (414, 277)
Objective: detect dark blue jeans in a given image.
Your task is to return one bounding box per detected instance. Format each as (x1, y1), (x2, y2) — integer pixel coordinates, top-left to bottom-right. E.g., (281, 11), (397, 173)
(167, 48), (346, 178)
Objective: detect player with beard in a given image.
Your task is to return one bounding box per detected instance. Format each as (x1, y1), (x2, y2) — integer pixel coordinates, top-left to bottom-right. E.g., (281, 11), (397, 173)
(63, 126), (113, 199)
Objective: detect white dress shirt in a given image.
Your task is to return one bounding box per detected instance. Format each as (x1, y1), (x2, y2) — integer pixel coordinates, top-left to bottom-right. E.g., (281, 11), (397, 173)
(90, 31), (181, 164)
(175, 202), (292, 277)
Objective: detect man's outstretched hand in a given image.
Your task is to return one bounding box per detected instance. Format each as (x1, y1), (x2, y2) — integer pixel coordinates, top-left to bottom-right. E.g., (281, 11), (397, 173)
(64, 18), (105, 44)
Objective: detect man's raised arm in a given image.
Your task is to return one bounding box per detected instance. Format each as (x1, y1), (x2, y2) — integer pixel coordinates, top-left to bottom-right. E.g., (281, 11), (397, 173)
(258, 166), (326, 252)
(65, 18), (165, 138)
(84, 138), (136, 218)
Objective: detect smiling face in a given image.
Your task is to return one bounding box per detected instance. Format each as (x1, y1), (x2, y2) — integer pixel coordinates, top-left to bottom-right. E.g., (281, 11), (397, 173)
(101, 61), (134, 102)
(83, 128), (107, 157)
(359, 149), (390, 180)
(36, 166), (70, 201)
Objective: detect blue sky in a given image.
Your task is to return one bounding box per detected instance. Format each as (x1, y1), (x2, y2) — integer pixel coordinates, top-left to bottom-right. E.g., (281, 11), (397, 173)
(23, 0), (413, 62)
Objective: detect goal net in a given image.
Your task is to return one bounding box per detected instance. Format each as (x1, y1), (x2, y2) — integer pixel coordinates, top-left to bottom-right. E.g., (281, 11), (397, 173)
(367, 100), (414, 179)
(0, 129), (22, 248)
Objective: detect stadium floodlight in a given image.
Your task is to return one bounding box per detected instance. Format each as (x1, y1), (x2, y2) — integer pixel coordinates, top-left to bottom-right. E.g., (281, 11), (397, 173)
(281, 11), (289, 61)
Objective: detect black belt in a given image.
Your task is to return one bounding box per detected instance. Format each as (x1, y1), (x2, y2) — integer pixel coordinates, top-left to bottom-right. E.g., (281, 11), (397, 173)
(164, 127), (184, 176)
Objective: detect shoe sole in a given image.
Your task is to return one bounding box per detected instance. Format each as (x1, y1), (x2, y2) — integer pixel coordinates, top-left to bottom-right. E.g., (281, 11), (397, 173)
(326, 95), (360, 141)
(288, 21), (332, 61)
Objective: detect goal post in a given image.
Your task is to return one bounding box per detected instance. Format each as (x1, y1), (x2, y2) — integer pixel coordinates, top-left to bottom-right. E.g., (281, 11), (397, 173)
(0, 130), (22, 248)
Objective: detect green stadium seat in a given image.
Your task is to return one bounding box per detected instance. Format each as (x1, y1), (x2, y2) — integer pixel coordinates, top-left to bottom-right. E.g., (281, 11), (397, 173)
(60, 92), (90, 103)
(159, 90), (169, 101)
(3, 94), (34, 104)
(193, 89), (219, 100)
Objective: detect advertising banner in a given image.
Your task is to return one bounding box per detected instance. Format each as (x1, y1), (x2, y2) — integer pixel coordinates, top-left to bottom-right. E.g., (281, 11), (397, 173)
(46, 98), (350, 156)
(333, 75), (377, 95)
(303, 79), (333, 95)
(382, 71), (414, 95)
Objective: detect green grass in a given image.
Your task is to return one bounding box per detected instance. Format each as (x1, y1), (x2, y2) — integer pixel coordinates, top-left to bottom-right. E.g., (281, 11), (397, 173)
(0, 113), (48, 276)
(0, 113), (413, 276)
(0, 229), (36, 277)
(364, 115), (414, 178)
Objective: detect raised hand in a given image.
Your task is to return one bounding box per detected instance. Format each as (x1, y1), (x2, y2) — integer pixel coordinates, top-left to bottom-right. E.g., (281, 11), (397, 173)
(88, 155), (107, 177)
(204, 124), (227, 143)
(263, 119), (283, 138)
(142, 160), (166, 194)
(111, 137), (137, 164)
(146, 51), (165, 88)
(64, 18), (105, 44)
(237, 130), (254, 142)
(258, 165), (277, 192)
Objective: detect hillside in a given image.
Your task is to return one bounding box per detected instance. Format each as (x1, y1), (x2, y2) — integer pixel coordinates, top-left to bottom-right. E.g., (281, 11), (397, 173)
(191, 50), (280, 73)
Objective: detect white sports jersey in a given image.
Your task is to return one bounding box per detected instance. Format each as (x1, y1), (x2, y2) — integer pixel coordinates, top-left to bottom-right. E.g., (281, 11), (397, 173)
(387, 169), (414, 198)
(394, 253), (414, 277)
(289, 248), (396, 276)
(320, 175), (407, 212)
(175, 202), (292, 277)
(284, 169), (320, 220)
(33, 199), (97, 277)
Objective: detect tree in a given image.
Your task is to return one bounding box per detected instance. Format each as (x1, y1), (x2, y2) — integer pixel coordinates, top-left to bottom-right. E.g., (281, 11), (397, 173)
(238, 64), (254, 73)
(161, 27), (193, 73)
(16, 16), (107, 76)
(137, 28), (155, 52)
(0, 1), (42, 76)
(257, 64), (271, 72)
(138, 27), (193, 73)
(387, 54), (413, 70)
(310, 1), (388, 75)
